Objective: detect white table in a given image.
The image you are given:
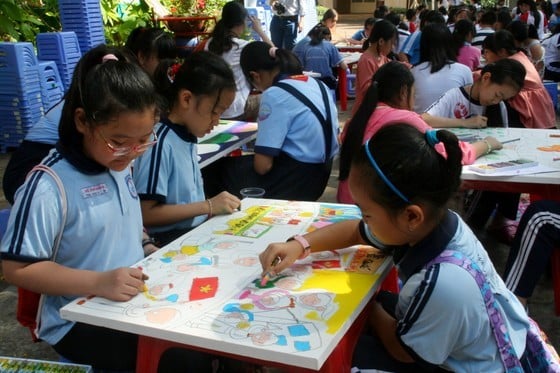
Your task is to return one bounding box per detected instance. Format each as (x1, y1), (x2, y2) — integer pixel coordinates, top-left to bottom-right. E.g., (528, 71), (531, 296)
(197, 120), (257, 168)
(60, 199), (392, 372)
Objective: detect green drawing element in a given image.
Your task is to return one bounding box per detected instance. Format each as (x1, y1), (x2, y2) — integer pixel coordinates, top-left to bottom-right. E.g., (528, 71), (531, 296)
(201, 133), (235, 144)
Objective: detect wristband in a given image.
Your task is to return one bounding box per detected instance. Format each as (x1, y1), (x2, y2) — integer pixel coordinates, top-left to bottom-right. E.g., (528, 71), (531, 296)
(287, 235), (311, 259)
(142, 237), (156, 248)
(483, 139), (492, 155)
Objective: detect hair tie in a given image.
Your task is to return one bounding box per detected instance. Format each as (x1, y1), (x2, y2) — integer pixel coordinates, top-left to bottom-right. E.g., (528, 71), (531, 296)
(102, 54), (119, 63)
(269, 47), (278, 58)
(364, 139), (410, 203)
(425, 130), (440, 147)
(167, 63), (181, 83)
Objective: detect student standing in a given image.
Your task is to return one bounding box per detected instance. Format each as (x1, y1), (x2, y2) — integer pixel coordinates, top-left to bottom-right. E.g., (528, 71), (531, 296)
(269, 0), (305, 50)
(452, 19), (482, 71)
(133, 52), (241, 247)
(259, 124), (529, 372)
(0, 46), (183, 371)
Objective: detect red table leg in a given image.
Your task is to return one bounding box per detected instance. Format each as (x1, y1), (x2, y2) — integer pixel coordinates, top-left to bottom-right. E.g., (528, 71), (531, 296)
(339, 67), (347, 112)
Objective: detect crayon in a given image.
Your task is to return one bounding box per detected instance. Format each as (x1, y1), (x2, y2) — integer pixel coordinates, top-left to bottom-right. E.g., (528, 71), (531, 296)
(260, 256), (281, 286)
(550, 134), (560, 138)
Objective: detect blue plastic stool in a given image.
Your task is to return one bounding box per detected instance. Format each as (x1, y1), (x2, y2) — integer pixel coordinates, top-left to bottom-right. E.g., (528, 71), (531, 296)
(543, 81), (558, 111)
(346, 73), (356, 98)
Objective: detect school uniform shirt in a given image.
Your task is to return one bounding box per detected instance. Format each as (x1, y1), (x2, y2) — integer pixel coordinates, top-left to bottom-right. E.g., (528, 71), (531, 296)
(24, 99), (63, 145)
(133, 119), (207, 235)
(412, 61), (473, 113)
(205, 37), (251, 119)
(400, 31), (422, 65)
(294, 40), (344, 81)
(508, 51), (555, 128)
(472, 27), (495, 49)
(337, 104), (477, 204)
(351, 29), (367, 41)
(255, 76), (339, 163)
(543, 32), (560, 74)
(0, 147), (144, 345)
(360, 212), (529, 372)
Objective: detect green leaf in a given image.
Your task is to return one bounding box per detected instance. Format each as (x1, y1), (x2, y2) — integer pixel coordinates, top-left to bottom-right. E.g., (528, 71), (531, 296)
(0, 2), (23, 21)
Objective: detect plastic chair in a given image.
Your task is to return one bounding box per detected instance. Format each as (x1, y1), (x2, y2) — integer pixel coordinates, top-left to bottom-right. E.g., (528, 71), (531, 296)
(346, 73), (356, 98)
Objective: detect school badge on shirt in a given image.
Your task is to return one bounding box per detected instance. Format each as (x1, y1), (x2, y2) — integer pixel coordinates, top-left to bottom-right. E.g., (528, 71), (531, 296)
(125, 174), (138, 199)
(81, 183), (109, 199)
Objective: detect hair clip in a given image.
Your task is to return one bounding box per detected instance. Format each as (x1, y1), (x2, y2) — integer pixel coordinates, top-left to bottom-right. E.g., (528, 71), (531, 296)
(269, 46), (278, 58)
(425, 130), (440, 146)
(167, 63), (181, 83)
(102, 54), (119, 63)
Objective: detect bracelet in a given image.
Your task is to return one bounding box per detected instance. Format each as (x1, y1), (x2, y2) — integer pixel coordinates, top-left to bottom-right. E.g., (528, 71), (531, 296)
(206, 199), (213, 218)
(287, 235), (311, 260)
(142, 237), (156, 248)
(483, 139), (492, 155)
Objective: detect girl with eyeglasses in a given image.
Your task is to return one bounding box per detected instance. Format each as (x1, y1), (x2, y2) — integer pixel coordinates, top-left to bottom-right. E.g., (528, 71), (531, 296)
(133, 51), (241, 247)
(259, 124), (530, 372)
(1, 45), (162, 370)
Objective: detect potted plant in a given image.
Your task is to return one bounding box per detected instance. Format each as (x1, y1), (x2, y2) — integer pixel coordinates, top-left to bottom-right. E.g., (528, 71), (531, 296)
(162, 0), (213, 34)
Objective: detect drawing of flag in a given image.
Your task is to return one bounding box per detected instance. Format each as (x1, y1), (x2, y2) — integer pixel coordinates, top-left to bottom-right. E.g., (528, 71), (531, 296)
(189, 277), (219, 300)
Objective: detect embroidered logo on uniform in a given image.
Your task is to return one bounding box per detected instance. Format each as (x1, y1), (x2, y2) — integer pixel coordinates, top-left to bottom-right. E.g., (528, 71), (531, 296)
(454, 102), (468, 118)
(258, 103), (272, 121)
(81, 183), (109, 199)
(126, 174), (138, 199)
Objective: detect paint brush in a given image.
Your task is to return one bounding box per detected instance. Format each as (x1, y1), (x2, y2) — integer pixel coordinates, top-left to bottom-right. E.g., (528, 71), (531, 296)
(260, 256), (281, 286)
(501, 138), (521, 144)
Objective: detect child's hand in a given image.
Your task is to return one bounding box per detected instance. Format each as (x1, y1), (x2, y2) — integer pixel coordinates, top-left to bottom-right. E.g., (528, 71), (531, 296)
(484, 136), (503, 151)
(249, 15), (263, 33)
(209, 191), (241, 215)
(463, 115), (488, 128)
(96, 267), (148, 302)
(259, 241), (302, 276)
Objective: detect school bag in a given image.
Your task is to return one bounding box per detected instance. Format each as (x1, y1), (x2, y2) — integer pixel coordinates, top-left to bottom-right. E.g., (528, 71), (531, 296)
(426, 250), (560, 373)
(16, 164), (67, 342)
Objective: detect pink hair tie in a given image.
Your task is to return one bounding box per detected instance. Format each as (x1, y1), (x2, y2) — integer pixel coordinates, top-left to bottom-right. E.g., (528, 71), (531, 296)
(269, 47), (278, 58)
(102, 54), (119, 63)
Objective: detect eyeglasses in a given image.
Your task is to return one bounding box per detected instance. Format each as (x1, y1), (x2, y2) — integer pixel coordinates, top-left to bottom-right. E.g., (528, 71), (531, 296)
(98, 129), (158, 157)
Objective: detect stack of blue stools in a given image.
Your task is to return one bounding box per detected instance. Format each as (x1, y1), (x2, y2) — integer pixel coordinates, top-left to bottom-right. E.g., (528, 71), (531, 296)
(58, 0), (106, 54)
(38, 61), (64, 111)
(0, 42), (44, 152)
(36, 31), (81, 91)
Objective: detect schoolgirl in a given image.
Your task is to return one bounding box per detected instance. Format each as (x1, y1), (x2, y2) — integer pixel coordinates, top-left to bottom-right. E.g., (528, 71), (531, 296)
(452, 18), (482, 71)
(125, 26), (177, 77)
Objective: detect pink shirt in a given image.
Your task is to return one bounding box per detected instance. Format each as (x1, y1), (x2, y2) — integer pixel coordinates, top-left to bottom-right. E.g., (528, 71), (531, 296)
(457, 45), (481, 71)
(508, 52), (555, 129)
(337, 105), (477, 204)
(353, 52), (390, 115)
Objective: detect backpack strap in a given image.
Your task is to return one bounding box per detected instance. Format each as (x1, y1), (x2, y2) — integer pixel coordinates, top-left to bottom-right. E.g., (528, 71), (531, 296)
(28, 164), (68, 337)
(274, 79), (333, 162)
(425, 250), (523, 372)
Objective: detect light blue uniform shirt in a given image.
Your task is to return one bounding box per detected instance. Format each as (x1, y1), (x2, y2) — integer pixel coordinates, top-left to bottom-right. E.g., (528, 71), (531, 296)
(294, 41), (344, 80)
(0, 148), (144, 345)
(133, 119), (207, 235)
(24, 99), (63, 145)
(255, 77), (339, 163)
(400, 31), (422, 65)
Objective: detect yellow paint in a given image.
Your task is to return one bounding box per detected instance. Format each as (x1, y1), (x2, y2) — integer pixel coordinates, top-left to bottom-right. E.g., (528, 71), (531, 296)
(237, 321), (250, 329)
(199, 284), (213, 293)
(298, 270), (379, 334)
(181, 245), (199, 255)
(305, 311), (321, 320)
(240, 303), (254, 310)
(300, 212), (313, 217)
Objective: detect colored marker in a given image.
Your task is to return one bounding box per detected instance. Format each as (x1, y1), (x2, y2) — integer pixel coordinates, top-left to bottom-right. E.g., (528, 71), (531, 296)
(260, 256), (281, 286)
(501, 138), (521, 144)
(554, 157), (560, 161)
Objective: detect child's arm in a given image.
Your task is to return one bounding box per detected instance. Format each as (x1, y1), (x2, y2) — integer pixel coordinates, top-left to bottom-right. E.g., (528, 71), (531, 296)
(249, 15), (275, 47)
(421, 112), (488, 128)
(259, 219), (364, 275)
(140, 191), (241, 226)
(254, 153), (274, 175)
(2, 260), (147, 302)
(369, 301), (415, 362)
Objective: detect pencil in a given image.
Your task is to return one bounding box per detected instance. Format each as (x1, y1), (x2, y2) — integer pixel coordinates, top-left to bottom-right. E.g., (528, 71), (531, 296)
(260, 256), (281, 286)
(501, 138), (521, 144)
(550, 134), (560, 138)
(554, 157), (560, 161)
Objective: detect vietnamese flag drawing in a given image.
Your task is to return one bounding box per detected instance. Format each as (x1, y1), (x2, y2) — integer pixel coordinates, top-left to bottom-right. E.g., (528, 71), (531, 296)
(189, 277), (219, 300)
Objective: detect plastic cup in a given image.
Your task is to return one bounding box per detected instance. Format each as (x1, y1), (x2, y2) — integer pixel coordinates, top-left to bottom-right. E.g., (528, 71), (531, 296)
(240, 187), (265, 199)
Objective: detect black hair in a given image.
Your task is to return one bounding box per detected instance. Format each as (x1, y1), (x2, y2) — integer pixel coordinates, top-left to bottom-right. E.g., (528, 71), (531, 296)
(479, 9), (497, 25)
(309, 24), (332, 45)
(240, 41), (302, 82)
(339, 61), (414, 181)
(374, 5), (389, 19)
(59, 44), (157, 155)
(351, 124), (462, 217)
(208, 1), (248, 54)
(419, 23), (456, 73)
(507, 19), (530, 42)
(517, 0), (542, 28)
(384, 12), (402, 27)
(322, 8), (338, 23)
(363, 19), (397, 52)
(482, 29), (522, 56)
(481, 58), (526, 92)
(363, 17), (376, 28)
(125, 27), (176, 62)
(452, 19), (476, 57)
(496, 9), (513, 29)
(155, 51), (236, 114)
(419, 9), (446, 29)
(527, 23), (540, 39)
(406, 8), (416, 20)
